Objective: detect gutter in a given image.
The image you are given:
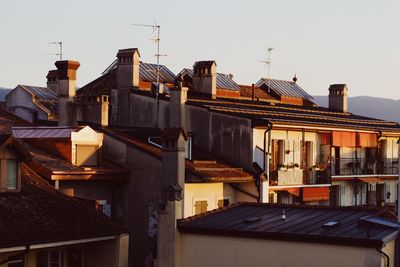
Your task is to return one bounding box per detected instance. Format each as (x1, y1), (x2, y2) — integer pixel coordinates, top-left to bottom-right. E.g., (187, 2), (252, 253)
(377, 248), (390, 267)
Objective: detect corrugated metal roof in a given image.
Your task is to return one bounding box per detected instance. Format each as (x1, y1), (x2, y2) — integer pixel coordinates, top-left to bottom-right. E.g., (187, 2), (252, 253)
(140, 62), (176, 84)
(179, 69), (240, 91)
(12, 126), (80, 139)
(101, 59), (176, 84)
(21, 85), (57, 100)
(178, 203), (398, 246)
(255, 78), (313, 100)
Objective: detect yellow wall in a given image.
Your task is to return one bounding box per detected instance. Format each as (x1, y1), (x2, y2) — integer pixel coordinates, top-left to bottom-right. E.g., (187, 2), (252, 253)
(184, 183), (228, 217)
(180, 233), (392, 267)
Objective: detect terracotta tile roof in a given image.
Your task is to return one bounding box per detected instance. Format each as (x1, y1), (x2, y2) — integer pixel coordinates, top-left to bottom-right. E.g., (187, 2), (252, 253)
(77, 71), (117, 97)
(178, 202), (399, 247)
(0, 108), (31, 135)
(186, 97), (400, 132)
(239, 84), (276, 100)
(12, 139), (127, 179)
(0, 164), (125, 248)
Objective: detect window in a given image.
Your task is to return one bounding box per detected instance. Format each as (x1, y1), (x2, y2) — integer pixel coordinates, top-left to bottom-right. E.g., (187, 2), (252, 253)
(6, 159), (18, 191)
(330, 185), (342, 206)
(67, 248), (82, 267)
(7, 255), (24, 267)
(194, 200), (208, 215)
(37, 250), (63, 267)
(217, 199), (230, 208)
(76, 145), (98, 166)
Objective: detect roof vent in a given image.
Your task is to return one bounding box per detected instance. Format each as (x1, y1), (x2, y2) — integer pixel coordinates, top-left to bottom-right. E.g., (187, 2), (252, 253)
(281, 210), (286, 220)
(323, 221), (340, 227)
(244, 216), (261, 223)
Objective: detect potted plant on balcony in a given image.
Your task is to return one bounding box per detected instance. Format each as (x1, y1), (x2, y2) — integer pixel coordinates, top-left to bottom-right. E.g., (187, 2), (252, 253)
(278, 164), (287, 171)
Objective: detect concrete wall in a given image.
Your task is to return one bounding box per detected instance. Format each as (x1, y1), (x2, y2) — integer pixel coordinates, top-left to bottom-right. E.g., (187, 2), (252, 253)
(180, 233), (392, 267)
(103, 134), (162, 267)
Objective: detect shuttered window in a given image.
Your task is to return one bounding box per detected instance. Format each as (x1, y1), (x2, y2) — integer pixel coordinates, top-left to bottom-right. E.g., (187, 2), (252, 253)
(217, 199), (230, 208)
(6, 160), (17, 190)
(194, 200), (208, 215)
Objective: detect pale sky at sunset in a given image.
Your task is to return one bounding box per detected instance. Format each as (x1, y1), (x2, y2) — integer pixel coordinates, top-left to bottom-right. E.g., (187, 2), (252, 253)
(1, 0), (399, 98)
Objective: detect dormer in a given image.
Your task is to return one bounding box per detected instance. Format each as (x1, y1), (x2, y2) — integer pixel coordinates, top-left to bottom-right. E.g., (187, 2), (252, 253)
(0, 139), (21, 192)
(71, 126), (104, 167)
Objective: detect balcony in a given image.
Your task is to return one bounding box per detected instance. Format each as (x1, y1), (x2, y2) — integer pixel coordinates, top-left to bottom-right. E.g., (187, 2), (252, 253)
(331, 158), (398, 176)
(270, 166), (331, 186)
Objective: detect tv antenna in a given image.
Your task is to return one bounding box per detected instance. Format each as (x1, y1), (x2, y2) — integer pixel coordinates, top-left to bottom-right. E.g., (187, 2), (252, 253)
(260, 47), (274, 79)
(132, 23), (167, 128)
(48, 41), (63, 61)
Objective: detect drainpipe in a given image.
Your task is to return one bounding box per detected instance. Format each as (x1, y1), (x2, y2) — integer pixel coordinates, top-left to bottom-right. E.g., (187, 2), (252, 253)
(397, 138), (400, 223)
(260, 121), (273, 203)
(376, 247), (390, 267)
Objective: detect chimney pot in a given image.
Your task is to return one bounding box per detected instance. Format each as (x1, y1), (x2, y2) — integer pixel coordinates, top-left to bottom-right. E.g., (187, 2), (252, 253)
(192, 60), (217, 99)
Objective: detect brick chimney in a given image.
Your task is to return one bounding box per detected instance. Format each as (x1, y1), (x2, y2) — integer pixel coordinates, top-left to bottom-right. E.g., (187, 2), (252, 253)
(169, 78), (188, 129)
(116, 48), (140, 89)
(328, 84), (348, 113)
(46, 70), (58, 94)
(157, 128), (186, 267)
(55, 60), (80, 126)
(192, 60), (217, 99)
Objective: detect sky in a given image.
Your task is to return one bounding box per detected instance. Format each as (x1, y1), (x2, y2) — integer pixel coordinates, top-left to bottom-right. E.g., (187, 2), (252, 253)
(1, 0), (399, 99)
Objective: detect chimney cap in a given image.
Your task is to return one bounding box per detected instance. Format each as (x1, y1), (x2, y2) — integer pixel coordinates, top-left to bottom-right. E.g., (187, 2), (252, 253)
(161, 128), (187, 142)
(292, 74), (297, 83)
(55, 60), (80, 80)
(329, 84), (348, 91)
(46, 70), (59, 79)
(193, 60), (217, 69)
(117, 48), (141, 57)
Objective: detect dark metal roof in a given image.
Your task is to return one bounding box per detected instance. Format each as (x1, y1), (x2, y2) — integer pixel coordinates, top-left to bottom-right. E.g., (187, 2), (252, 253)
(140, 62), (176, 84)
(179, 69), (240, 91)
(255, 78), (313, 100)
(20, 85), (57, 100)
(101, 59), (176, 84)
(12, 126), (81, 139)
(178, 203), (399, 247)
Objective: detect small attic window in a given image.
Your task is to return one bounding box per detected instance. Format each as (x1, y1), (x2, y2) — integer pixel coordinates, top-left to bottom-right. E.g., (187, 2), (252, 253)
(323, 221), (340, 227)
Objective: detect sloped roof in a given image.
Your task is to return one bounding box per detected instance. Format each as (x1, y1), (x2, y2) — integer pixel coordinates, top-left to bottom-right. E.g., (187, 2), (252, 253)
(0, 164), (125, 248)
(178, 203), (399, 247)
(255, 78), (313, 100)
(20, 85), (57, 100)
(0, 108), (31, 135)
(77, 61), (176, 97)
(12, 126), (81, 139)
(179, 68), (241, 91)
(186, 96), (400, 132)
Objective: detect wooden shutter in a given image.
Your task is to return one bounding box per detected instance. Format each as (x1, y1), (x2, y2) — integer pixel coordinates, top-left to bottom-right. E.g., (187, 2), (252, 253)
(6, 160), (17, 190)
(76, 145), (98, 166)
(195, 200), (208, 215)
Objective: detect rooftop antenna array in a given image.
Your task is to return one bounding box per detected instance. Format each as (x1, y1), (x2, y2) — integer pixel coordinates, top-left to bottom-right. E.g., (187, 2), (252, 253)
(132, 23), (167, 128)
(48, 41), (63, 61)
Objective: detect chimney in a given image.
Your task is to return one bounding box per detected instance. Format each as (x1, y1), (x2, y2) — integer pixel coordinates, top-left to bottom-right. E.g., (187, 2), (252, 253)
(157, 128), (187, 267)
(46, 70), (58, 94)
(328, 84), (348, 113)
(192, 60), (217, 99)
(55, 60), (80, 126)
(116, 48), (140, 89)
(78, 95), (109, 126)
(169, 78), (188, 129)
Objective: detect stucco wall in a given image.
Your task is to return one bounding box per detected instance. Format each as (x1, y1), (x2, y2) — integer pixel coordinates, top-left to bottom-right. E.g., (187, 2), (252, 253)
(180, 233), (389, 267)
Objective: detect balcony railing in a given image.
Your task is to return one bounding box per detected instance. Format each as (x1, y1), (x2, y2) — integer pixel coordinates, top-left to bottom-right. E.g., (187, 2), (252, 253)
(270, 167), (330, 186)
(331, 158), (398, 176)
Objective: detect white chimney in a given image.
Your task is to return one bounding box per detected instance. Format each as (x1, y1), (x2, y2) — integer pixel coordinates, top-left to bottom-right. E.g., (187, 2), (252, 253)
(116, 48), (140, 89)
(55, 60), (80, 126)
(169, 79), (188, 129)
(192, 61), (217, 99)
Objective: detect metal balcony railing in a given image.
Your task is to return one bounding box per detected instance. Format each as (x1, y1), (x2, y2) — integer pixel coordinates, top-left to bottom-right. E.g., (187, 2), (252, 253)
(331, 158), (398, 176)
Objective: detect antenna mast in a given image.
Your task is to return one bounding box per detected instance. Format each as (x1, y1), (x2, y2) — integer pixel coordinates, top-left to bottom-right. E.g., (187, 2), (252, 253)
(49, 41), (63, 60)
(132, 23), (166, 128)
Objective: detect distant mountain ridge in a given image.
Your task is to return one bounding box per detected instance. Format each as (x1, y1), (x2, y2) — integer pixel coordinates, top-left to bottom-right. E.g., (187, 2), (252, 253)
(0, 87), (12, 101)
(313, 95), (400, 123)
